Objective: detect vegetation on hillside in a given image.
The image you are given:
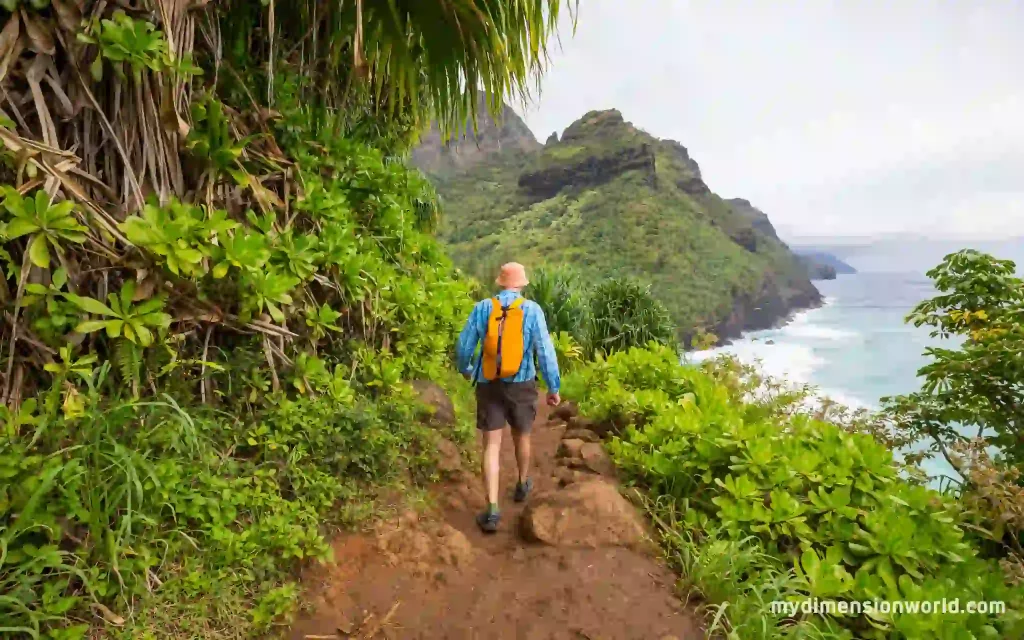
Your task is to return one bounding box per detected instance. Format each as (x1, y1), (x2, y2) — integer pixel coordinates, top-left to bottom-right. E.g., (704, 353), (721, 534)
(428, 108), (819, 341)
(562, 250), (1024, 639)
(0, 1), (573, 636)
(526, 265), (676, 362)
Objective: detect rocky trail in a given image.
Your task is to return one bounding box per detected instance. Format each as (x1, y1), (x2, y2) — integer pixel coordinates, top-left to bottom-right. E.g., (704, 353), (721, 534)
(289, 402), (703, 640)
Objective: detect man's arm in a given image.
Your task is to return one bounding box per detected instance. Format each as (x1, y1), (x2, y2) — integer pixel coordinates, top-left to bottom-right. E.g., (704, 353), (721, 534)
(531, 305), (561, 399)
(455, 301), (485, 376)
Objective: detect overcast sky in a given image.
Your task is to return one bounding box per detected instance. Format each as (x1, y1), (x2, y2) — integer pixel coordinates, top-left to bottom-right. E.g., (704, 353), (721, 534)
(520, 0), (1024, 240)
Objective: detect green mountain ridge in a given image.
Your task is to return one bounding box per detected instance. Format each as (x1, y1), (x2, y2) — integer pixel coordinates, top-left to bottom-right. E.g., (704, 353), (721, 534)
(415, 106), (822, 343)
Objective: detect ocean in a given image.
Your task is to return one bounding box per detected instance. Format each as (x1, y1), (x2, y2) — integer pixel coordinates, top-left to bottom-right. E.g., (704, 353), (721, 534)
(693, 272), (936, 411)
(690, 238), (1024, 483)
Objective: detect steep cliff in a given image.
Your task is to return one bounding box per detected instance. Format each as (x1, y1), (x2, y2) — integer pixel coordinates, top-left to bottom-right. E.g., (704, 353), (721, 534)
(410, 96), (541, 176)
(425, 107), (821, 344)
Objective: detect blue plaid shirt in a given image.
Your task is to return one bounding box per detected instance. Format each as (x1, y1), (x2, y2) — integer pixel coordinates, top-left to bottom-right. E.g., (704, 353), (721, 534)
(456, 290), (561, 392)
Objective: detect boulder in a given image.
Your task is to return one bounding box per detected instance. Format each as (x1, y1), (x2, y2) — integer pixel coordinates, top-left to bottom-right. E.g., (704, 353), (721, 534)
(520, 480), (646, 548)
(411, 380), (456, 427)
(580, 443), (616, 477)
(565, 415), (591, 429)
(435, 437), (463, 475)
(581, 416), (627, 439)
(563, 428), (600, 443)
(556, 438), (586, 460)
(551, 401), (579, 422)
(552, 466), (579, 487)
(378, 520), (475, 572)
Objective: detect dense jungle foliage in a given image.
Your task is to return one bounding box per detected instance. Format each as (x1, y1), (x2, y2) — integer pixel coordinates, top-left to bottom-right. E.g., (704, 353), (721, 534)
(563, 249), (1024, 639)
(0, 0), (573, 637)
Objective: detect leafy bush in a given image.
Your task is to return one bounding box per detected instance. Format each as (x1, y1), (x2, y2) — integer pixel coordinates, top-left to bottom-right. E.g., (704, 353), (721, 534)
(526, 267), (676, 362)
(883, 250), (1024, 471)
(588, 278), (676, 355)
(566, 344), (1024, 639)
(0, 0), (568, 636)
(0, 369), (463, 637)
(879, 250), (1024, 579)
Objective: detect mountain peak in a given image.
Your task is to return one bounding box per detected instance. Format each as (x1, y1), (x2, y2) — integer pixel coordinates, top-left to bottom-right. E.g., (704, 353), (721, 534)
(410, 95), (540, 176)
(561, 109), (631, 142)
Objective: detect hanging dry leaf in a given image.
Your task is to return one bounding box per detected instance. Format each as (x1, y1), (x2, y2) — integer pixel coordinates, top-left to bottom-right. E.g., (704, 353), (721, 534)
(0, 14), (20, 60)
(133, 269), (157, 300)
(160, 99), (190, 137)
(0, 14), (22, 84)
(51, 0), (83, 33)
(20, 11), (56, 56)
(42, 68), (75, 118)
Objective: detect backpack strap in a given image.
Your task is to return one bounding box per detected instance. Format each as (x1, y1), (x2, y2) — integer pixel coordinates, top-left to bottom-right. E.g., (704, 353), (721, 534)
(471, 298), (502, 383)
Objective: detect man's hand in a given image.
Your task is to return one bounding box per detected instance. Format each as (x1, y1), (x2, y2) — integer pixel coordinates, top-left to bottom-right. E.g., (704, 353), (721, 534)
(546, 392), (561, 407)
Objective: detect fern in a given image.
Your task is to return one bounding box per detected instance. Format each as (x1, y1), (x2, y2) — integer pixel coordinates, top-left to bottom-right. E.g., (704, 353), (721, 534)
(116, 340), (143, 397)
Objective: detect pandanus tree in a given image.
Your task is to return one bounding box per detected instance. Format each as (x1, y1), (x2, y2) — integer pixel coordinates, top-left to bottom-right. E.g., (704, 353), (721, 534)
(0, 0), (574, 409)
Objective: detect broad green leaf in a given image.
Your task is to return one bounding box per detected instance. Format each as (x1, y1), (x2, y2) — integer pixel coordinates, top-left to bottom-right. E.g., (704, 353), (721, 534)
(5, 218), (40, 239)
(105, 319), (124, 338)
(65, 294), (115, 316)
(74, 320), (111, 334)
(133, 324), (153, 346)
(28, 234), (50, 268)
(52, 267), (67, 289)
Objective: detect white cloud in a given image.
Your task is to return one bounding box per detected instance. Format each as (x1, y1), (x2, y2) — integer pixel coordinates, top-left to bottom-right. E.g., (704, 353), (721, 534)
(522, 0), (1024, 239)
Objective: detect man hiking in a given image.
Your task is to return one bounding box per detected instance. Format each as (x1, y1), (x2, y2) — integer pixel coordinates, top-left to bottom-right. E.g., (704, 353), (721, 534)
(456, 262), (561, 533)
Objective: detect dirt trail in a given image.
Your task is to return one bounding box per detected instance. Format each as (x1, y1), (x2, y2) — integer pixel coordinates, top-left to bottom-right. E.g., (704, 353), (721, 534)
(289, 403), (702, 640)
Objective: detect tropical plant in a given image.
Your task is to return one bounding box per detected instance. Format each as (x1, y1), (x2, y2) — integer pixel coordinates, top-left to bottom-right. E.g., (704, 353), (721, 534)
(564, 344), (1024, 639)
(883, 250), (1024, 471)
(67, 281), (171, 347)
(588, 277), (676, 354)
(0, 189), (86, 269)
(527, 265), (590, 340)
(0, 0), (572, 635)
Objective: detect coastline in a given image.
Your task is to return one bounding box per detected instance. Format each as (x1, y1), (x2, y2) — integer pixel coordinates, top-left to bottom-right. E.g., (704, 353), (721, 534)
(691, 279), (826, 349)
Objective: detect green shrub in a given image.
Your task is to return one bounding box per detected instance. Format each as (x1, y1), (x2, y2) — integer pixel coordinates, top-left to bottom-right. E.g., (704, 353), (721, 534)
(587, 278), (676, 355)
(566, 344), (1024, 639)
(0, 374), (463, 637)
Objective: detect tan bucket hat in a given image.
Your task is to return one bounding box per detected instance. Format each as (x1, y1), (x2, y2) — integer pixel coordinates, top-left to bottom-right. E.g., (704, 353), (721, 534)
(495, 262), (529, 289)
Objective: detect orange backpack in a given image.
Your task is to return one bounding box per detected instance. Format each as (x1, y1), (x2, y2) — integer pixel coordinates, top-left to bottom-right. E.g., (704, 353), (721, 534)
(481, 297), (526, 381)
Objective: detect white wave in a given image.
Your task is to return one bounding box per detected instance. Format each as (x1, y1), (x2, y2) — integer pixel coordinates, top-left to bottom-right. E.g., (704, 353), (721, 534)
(779, 306), (860, 342)
(814, 387), (875, 411)
(784, 323), (860, 341)
(692, 340), (823, 384)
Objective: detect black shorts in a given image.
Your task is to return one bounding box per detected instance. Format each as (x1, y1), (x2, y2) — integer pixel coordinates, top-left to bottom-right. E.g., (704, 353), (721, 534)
(475, 380), (538, 433)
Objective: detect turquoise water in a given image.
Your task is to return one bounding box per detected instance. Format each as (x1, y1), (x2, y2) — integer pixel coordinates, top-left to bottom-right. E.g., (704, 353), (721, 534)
(692, 270), (958, 480)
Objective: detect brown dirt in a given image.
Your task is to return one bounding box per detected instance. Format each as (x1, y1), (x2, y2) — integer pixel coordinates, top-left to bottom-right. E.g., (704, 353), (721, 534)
(289, 403), (703, 640)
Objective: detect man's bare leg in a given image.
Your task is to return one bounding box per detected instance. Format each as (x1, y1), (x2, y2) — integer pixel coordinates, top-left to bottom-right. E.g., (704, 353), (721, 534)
(512, 429), (531, 484)
(481, 428), (503, 508)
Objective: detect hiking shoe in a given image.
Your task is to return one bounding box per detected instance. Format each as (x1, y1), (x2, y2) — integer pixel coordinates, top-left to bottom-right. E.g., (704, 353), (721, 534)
(514, 478), (533, 503)
(476, 508), (501, 533)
